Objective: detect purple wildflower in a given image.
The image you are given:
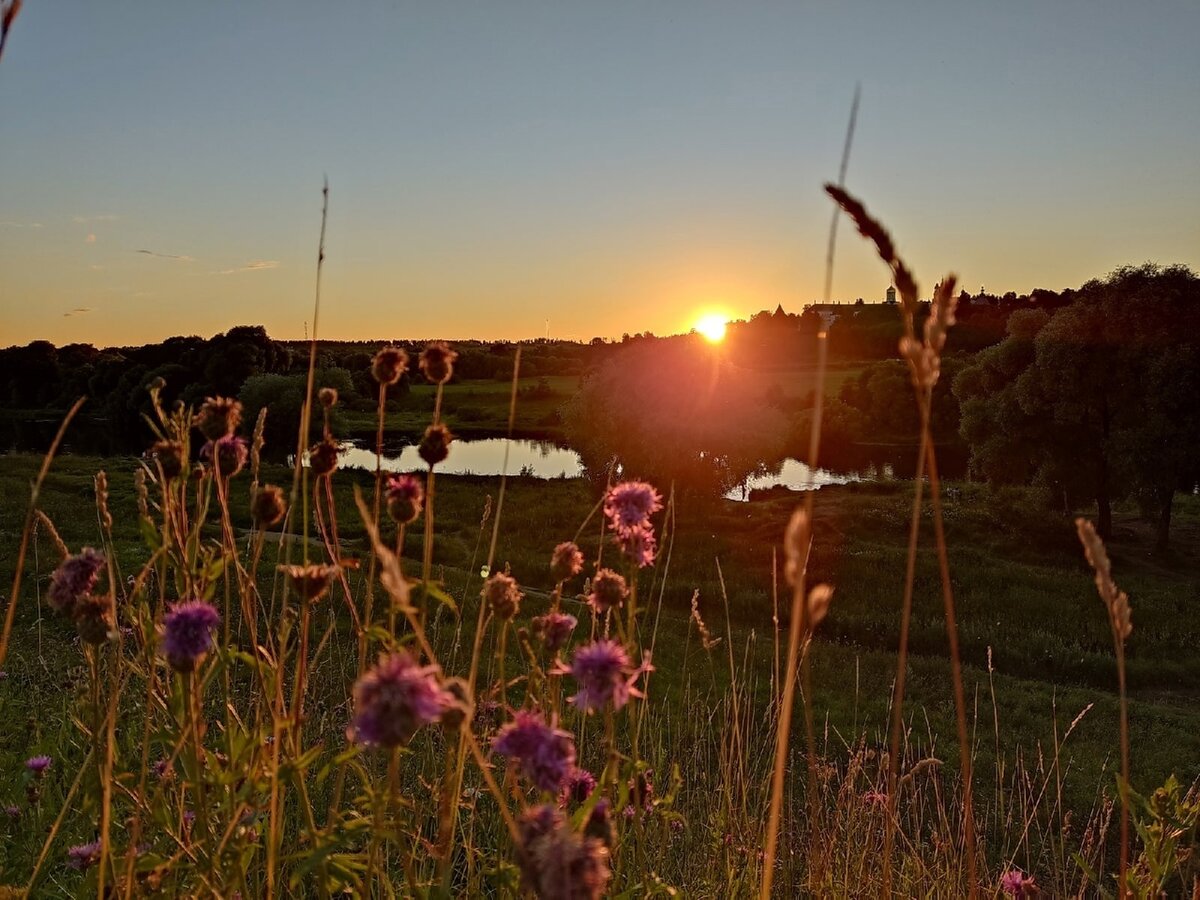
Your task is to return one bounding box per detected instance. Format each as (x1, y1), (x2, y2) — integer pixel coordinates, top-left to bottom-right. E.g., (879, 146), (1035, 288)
(161, 600), (220, 672)
(350, 651), (449, 748)
(1000, 869), (1038, 897)
(862, 789), (888, 808)
(371, 345), (409, 386)
(482, 572), (522, 620)
(385, 473), (424, 525)
(47, 548), (105, 615)
(251, 484), (287, 526)
(278, 563), (338, 602)
(518, 804), (612, 900)
(4, 805), (18, 819)
(558, 639), (653, 714)
(587, 568), (627, 614)
(200, 434), (248, 477)
(532, 610), (578, 653)
(549, 541), (584, 582)
(152, 758), (173, 780)
(584, 798), (615, 849)
(67, 840), (102, 871)
(25, 755), (52, 777)
(418, 340), (458, 384)
(418, 423), (453, 468)
(603, 481), (662, 532)
(493, 710), (576, 793)
(148, 439), (185, 480)
(614, 523), (656, 568)
(559, 768), (597, 806)
(308, 438), (339, 477)
(193, 396), (242, 441)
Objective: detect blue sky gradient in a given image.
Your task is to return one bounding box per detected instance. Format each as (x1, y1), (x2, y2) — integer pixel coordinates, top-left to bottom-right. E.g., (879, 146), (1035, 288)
(2, 1), (1198, 345)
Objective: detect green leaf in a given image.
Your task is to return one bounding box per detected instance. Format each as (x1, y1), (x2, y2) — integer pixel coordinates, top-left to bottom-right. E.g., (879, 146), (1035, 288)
(139, 516), (162, 552)
(416, 581), (459, 617)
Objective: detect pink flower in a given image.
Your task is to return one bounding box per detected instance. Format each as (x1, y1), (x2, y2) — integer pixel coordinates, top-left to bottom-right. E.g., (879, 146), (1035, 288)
(1000, 869), (1038, 896)
(492, 710), (576, 793)
(557, 639), (652, 713)
(614, 523), (656, 568)
(587, 568), (627, 614)
(549, 541), (584, 582)
(350, 651), (449, 747)
(532, 610), (578, 653)
(603, 481), (662, 532)
(385, 473), (424, 524)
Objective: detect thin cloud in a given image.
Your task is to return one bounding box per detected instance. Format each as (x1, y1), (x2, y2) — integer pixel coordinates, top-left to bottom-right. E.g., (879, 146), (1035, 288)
(0, 220), (43, 228)
(72, 214), (119, 223)
(135, 249), (194, 261)
(215, 259), (280, 275)
(63, 307), (94, 318)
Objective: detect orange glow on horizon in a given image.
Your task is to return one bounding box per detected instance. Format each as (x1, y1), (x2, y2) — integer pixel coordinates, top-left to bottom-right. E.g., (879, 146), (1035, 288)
(695, 313), (728, 343)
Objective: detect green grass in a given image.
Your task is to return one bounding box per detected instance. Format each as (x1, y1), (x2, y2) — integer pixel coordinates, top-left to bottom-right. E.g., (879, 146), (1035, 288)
(3, 448), (1196, 829)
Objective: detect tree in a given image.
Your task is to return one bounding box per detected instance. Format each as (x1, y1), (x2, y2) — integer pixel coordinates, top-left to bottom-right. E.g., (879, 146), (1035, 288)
(955, 264), (1200, 546)
(563, 338), (790, 498)
(239, 369), (353, 455)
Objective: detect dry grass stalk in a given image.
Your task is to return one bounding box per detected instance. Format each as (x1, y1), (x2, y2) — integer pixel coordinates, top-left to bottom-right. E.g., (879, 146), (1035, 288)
(825, 182), (978, 896)
(1076, 517), (1132, 893)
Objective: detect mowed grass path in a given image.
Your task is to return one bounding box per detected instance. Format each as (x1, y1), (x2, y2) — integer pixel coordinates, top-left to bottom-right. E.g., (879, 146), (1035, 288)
(1, 451), (1197, 818)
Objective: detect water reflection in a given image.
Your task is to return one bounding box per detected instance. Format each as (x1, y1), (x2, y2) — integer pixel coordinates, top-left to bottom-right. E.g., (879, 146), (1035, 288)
(337, 438), (582, 479)
(336, 437), (868, 501)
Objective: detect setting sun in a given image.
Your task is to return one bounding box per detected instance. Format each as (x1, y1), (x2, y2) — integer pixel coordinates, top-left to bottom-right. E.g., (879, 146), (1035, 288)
(695, 313), (728, 343)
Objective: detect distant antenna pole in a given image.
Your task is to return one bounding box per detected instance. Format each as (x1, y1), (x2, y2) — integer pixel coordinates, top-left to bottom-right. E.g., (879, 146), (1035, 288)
(304, 321), (308, 341)
(545, 319), (550, 340)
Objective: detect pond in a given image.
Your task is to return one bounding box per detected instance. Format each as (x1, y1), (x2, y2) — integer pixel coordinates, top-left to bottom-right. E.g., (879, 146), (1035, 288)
(335, 437), (881, 501)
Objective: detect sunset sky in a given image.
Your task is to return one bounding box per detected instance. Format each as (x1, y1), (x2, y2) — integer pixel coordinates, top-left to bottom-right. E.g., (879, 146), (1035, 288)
(2, 1), (1198, 347)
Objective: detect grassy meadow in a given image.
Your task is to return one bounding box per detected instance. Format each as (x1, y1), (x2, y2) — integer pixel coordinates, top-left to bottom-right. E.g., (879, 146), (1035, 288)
(1, 431), (1197, 895)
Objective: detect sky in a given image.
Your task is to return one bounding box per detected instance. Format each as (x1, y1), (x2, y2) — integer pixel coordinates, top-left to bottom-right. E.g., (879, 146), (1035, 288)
(2, 1), (1198, 348)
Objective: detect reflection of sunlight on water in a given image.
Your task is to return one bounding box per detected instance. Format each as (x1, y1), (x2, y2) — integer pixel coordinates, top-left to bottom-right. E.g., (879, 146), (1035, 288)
(335, 438), (871, 500)
(726, 458), (860, 501)
(337, 439), (583, 478)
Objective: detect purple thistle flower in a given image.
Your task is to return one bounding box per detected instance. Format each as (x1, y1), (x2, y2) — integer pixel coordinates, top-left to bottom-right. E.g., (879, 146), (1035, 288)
(549, 541), (584, 582)
(481, 572), (522, 620)
(862, 789), (888, 807)
(1000, 869), (1038, 897)
(603, 481), (662, 532)
(558, 640), (653, 714)
(584, 798), (615, 849)
(67, 840), (102, 871)
(193, 396), (242, 441)
(371, 345), (409, 386)
(518, 804), (612, 900)
(152, 758), (173, 780)
(200, 434), (248, 477)
(559, 768), (596, 807)
(385, 473), (424, 525)
(587, 568), (627, 614)
(532, 610), (578, 653)
(47, 548), (105, 616)
(492, 710), (576, 793)
(350, 651), (449, 748)
(25, 755), (52, 777)
(614, 523), (657, 568)
(4, 805), (19, 819)
(161, 600), (220, 672)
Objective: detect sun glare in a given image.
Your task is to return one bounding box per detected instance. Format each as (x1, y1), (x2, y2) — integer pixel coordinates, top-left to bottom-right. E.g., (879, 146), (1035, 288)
(696, 313), (727, 343)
